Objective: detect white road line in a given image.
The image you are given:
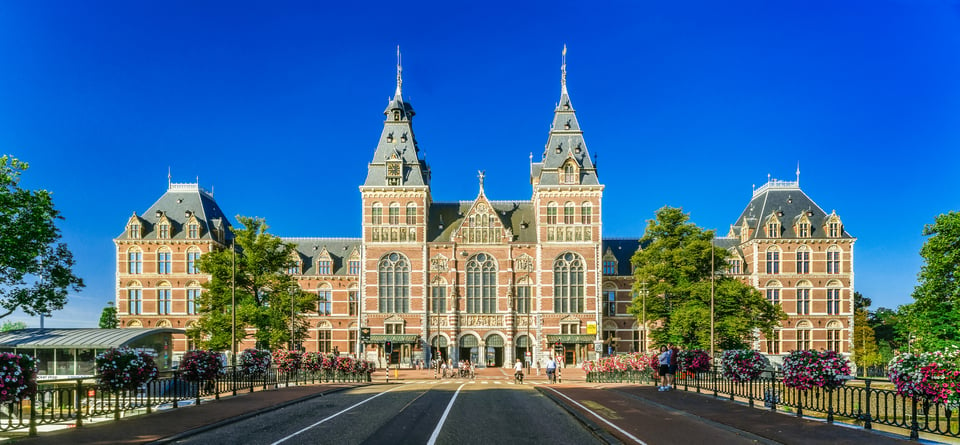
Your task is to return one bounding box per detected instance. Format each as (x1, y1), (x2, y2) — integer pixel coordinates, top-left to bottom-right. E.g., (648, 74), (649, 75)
(426, 382), (466, 445)
(543, 387), (648, 445)
(270, 386), (399, 445)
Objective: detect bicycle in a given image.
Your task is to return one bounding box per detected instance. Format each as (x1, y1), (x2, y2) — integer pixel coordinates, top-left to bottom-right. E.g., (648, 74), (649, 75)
(514, 371), (524, 384)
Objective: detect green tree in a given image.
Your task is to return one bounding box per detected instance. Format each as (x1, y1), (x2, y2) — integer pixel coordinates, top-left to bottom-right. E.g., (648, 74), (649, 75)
(99, 302), (118, 329)
(188, 216), (314, 351)
(627, 206), (784, 349)
(870, 306), (906, 358)
(903, 211), (960, 351)
(0, 155), (84, 319)
(852, 307), (881, 369)
(0, 320), (27, 331)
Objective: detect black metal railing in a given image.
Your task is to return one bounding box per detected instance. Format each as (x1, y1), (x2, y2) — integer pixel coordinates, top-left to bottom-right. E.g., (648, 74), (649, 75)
(586, 367), (960, 441)
(0, 366), (372, 437)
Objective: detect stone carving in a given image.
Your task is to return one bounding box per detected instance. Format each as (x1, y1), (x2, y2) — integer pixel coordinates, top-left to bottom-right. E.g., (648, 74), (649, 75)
(430, 255), (449, 272)
(515, 254), (534, 273)
(462, 315), (504, 327)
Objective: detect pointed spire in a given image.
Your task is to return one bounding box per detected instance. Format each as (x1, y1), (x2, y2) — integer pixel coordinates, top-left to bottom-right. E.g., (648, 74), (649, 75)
(395, 45), (403, 98)
(167, 166), (171, 189)
(796, 162), (801, 185)
(561, 44), (568, 95)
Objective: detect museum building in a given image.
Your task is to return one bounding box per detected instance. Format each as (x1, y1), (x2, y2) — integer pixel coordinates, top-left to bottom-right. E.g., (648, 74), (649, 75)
(114, 56), (855, 367)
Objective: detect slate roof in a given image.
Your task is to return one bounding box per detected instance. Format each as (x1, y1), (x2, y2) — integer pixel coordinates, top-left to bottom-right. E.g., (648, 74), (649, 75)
(427, 201), (537, 243)
(363, 88), (430, 187)
(284, 238), (362, 276)
(115, 183), (232, 242)
(534, 84), (600, 186)
(732, 180), (854, 240)
(602, 238), (643, 276)
(0, 328), (182, 349)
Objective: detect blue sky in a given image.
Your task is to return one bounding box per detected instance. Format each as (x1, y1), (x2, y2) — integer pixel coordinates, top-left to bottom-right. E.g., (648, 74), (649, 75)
(1, 1), (958, 327)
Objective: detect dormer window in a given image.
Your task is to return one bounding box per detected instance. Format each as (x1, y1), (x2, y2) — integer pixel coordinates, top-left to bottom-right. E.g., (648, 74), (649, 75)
(766, 221), (780, 238)
(400, 133), (407, 142)
(318, 259), (332, 275)
(562, 163), (577, 184)
(128, 223), (141, 239)
(797, 222), (809, 238)
(564, 120), (571, 130)
(188, 223), (199, 239)
(158, 223), (170, 239)
(393, 111), (400, 121)
(349, 260), (360, 275)
(829, 222), (841, 238)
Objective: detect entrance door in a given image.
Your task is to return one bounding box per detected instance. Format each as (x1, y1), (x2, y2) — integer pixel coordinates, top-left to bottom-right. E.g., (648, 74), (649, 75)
(564, 345), (574, 367)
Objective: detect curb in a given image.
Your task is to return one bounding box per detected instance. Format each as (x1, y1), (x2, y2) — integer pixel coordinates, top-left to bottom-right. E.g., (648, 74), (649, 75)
(535, 385), (623, 445)
(147, 384), (360, 444)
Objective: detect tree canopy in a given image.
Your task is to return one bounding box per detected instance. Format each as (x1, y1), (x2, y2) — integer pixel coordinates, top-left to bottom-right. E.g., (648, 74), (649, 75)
(188, 216), (314, 351)
(99, 303), (118, 329)
(627, 206), (784, 350)
(0, 155), (84, 320)
(903, 211), (960, 351)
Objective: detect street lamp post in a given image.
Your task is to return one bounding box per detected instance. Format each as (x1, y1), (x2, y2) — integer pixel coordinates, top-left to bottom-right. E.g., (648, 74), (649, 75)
(641, 282), (647, 353)
(710, 241), (715, 359)
(231, 240), (236, 367)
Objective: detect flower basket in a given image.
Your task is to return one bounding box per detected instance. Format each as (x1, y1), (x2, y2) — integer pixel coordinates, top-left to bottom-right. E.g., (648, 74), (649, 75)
(273, 349), (302, 374)
(239, 349), (272, 376)
(96, 347), (159, 392)
(302, 352), (324, 373)
(678, 349), (712, 374)
(179, 350), (226, 382)
(888, 348), (960, 409)
(721, 349), (769, 382)
(0, 353), (37, 403)
(782, 350), (851, 391)
(582, 352), (657, 383)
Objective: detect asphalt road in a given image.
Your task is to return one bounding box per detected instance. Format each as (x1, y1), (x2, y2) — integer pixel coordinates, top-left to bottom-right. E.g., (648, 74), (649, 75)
(168, 381), (605, 445)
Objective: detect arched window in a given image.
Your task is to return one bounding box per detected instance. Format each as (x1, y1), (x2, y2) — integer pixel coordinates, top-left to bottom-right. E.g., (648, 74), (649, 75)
(378, 253), (409, 313)
(157, 281), (172, 315)
(603, 284), (617, 317)
(563, 163), (577, 184)
(317, 321), (333, 353)
(127, 281), (143, 315)
(317, 283), (332, 316)
(157, 247), (172, 275)
(348, 284), (359, 316)
(372, 202), (383, 225)
(765, 280), (782, 306)
(546, 202), (558, 225)
(406, 203), (417, 225)
(186, 281), (201, 315)
(563, 202), (575, 224)
(796, 280), (812, 315)
(554, 252), (585, 313)
(765, 246), (780, 274)
(581, 202), (592, 225)
(388, 203), (400, 225)
(826, 280), (842, 315)
(796, 320), (813, 350)
(826, 320), (843, 352)
(467, 253), (497, 313)
(127, 247), (142, 274)
(795, 246), (810, 274)
(186, 247), (201, 274)
(827, 245), (841, 274)
(515, 276), (532, 314)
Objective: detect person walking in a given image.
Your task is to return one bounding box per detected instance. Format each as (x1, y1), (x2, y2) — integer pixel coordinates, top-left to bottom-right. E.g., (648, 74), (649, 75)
(657, 346), (670, 391)
(546, 355), (558, 383)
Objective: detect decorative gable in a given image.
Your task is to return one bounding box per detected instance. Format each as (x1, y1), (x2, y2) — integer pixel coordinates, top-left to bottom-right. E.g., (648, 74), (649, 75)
(793, 213), (812, 238)
(824, 211), (843, 238)
(559, 156), (580, 185)
(454, 200), (507, 244)
(126, 212), (145, 239)
(316, 248), (333, 275)
(156, 212), (173, 239)
(185, 212), (203, 239)
(764, 212), (782, 238)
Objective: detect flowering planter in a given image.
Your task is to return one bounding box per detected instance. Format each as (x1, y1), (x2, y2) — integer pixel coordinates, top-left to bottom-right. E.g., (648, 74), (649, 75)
(781, 350), (850, 391)
(0, 352), (37, 404)
(95, 348), (159, 392)
(721, 349), (770, 382)
(179, 350), (226, 383)
(888, 348), (960, 409)
(679, 349), (712, 374)
(239, 349), (272, 377)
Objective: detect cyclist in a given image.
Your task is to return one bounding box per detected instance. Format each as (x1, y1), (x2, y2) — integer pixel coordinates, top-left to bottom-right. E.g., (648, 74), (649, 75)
(514, 358), (524, 384)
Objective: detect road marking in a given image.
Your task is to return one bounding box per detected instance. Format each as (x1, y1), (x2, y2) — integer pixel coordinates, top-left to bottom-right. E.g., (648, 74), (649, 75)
(426, 383), (466, 445)
(582, 400), (622, 419)
(543, 387), (648, 445)
(269, 386), (400, 445)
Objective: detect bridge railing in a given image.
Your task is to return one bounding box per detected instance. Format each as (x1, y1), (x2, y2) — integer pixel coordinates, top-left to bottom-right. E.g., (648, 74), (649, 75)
(0, 366), (371, 437)
(587, 367), (960, 441)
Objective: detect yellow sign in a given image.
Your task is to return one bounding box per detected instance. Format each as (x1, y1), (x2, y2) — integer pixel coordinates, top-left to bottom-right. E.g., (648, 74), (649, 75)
(586, 321), (597, 335)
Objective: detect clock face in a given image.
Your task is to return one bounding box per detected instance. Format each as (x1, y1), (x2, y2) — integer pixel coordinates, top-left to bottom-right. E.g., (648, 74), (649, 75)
(387, 163), (401, 176)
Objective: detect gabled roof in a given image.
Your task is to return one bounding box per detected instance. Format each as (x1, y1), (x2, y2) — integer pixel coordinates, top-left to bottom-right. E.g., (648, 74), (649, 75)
(428, 201), (537, 243)
(115, 183), (232, 242)
(601, 238), (642, 276)
(732, 179), (854, 241)
(284, 238), (362, 276)
(0, 328), (182, 349)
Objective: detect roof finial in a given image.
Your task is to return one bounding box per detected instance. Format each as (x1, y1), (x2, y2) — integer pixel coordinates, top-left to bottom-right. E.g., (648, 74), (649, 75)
(796, 161), (801, 185)
(167, 166), (171, 189)
(561, 44), (568, 94)
(395, 45), (403, 98)
(478, 170), (485, 192)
